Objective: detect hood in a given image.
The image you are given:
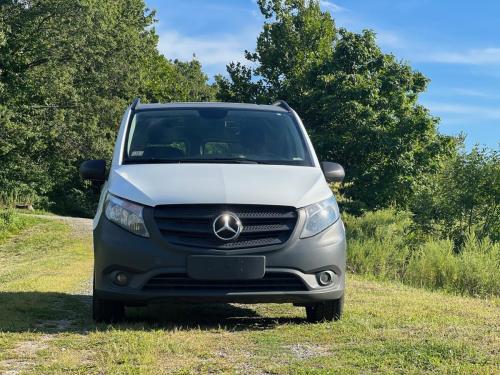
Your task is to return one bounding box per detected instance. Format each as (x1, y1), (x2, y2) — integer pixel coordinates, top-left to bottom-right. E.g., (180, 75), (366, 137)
(108, 163), (332, 208)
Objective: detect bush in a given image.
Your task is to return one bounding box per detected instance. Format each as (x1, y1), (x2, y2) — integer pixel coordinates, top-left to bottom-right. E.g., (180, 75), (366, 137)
(344, 209), (413, 280)
(410, 147), (500, 246)
(406, 239), (458, 291)
(345, 209), (500, 297)
(0, 210), (37, 243)
(454, 235), (499, 296)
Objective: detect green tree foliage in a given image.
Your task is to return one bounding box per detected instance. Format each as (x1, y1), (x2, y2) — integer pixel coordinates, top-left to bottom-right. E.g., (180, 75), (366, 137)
(0, 0), (215, 215)
(411, 147), (500, 245)
(216, 0), (456, 209)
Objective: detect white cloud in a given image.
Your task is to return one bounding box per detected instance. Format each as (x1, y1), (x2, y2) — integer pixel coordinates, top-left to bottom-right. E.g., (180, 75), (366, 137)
(320, 1), (346, 13)
(425, 47), (500, 65)
(158, 30), (251, 66)
(375, 30), (402, 48)
(452, 88), (489, 97)
(450, 88), (500, 99)
(423, 102), (500, 120)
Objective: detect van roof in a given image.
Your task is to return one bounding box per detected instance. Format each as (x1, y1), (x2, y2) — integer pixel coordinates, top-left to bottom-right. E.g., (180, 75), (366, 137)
(134, 102), (290, 112)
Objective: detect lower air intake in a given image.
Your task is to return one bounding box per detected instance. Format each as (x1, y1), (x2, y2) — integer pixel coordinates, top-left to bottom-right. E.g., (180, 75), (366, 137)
(143, 273), (307, 292)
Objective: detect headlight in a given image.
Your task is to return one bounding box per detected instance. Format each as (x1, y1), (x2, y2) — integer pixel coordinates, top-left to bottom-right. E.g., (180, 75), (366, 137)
(104, 194), (150, 237)
(300, 196), (340, 238)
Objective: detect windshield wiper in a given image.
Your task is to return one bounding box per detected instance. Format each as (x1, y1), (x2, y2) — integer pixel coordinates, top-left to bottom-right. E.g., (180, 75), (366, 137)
(179, 158), (263, 164)
(123, 159), (181, 164)
(123, 158), (264, 165)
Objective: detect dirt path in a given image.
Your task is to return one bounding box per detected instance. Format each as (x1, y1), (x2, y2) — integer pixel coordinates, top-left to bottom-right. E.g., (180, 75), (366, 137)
(23, 214), (93, 237)
(26, 214), (94, 296)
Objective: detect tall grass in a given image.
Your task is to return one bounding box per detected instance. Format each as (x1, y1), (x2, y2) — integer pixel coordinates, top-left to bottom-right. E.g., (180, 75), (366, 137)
(0, 190), (37, 209)
(344, 209), (500, 297)
(0, 210), (38, 244)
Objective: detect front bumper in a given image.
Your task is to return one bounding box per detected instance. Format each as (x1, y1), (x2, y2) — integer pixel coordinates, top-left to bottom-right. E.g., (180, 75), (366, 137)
(93, 209), (346, 305)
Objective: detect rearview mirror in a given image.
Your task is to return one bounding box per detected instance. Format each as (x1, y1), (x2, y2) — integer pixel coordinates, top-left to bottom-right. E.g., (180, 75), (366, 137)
(80, 160), (107, 182)
(321, 162), (345, 183)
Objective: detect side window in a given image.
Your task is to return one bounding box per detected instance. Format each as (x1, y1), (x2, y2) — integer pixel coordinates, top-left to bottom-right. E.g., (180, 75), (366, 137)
(127, 116), (137, 154)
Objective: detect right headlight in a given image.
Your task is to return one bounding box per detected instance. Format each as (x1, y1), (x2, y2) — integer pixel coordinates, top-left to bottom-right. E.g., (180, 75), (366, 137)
(300, 196), (340, 238)
(104, 194), (150, 237)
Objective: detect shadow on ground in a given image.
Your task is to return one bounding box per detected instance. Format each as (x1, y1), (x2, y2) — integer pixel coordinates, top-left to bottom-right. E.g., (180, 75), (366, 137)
(0, 291), (306, 334)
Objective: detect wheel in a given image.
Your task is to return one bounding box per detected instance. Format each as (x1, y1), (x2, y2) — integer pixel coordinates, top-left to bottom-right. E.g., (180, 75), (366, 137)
(92, 281), (125, 323)
(305, 296), (344, 323)
(92, 293), (125, 323)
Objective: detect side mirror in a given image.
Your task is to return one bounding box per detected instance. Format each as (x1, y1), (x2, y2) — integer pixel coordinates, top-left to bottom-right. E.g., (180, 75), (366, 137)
(321, 161), (345, 183)
(80, 160), (107, 182)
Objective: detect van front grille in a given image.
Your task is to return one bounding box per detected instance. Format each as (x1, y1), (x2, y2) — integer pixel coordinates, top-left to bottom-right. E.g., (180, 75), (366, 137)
(143, 273), (307, 292)
(153, 204), (298, 250)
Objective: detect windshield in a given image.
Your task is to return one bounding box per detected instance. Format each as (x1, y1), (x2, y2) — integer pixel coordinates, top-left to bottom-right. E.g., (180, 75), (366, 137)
(123, 108), (313, 166)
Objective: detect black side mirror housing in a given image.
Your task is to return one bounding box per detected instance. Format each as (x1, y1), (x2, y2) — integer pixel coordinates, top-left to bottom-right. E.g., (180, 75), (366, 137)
(321, 161), (345, 183)
(80, 160), (107, 182)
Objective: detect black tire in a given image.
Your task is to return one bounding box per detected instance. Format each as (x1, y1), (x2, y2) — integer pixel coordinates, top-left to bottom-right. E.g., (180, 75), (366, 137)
(92, 288), (125, 323)
(305, 296), (344, 323)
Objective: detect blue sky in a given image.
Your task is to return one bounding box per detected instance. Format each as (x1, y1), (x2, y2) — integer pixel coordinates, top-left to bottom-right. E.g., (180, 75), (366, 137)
(145, 0), (500, 149)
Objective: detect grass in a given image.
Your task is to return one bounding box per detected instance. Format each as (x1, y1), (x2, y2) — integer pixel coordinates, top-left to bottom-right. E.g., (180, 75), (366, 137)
(0, 212), (499, 374)
(345, 209), (500, 297)
(0, 210), (41, 244)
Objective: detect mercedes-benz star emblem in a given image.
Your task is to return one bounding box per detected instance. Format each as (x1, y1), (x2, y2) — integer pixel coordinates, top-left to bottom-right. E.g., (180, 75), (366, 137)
(213, 212), (243, 241)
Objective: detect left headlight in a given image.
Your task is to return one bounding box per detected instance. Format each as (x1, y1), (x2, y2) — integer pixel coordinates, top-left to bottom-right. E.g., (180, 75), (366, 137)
(300, 196), (340, 238)
(104, 194), (150, 237)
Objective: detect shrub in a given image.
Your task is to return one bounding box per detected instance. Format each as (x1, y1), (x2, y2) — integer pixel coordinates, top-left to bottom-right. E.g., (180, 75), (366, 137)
(406, 239), (458, 291)
(345, 209), (500, 297)
(454, 235), (500, 296)
(345, 209), (413, 280)
(410, 147), (500, 246)
(0, 210), (36, 243)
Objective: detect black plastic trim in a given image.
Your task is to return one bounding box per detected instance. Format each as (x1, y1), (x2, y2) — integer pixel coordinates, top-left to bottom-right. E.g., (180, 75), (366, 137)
(273, 100), (293, 112)
(131, 97), (140, 110)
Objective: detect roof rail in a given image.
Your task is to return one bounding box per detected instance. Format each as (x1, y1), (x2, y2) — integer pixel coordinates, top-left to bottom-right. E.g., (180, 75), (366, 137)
(131, 97), (140, 110)
(273, 100), (293, 112)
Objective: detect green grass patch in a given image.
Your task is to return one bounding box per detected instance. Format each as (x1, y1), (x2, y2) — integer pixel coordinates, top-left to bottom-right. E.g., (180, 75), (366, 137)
(0, 215), (498, 374)
(0, 210), (41, 244)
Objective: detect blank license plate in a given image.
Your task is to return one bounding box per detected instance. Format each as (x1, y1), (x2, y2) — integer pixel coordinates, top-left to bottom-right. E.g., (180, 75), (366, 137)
(187, 255), (265, 280)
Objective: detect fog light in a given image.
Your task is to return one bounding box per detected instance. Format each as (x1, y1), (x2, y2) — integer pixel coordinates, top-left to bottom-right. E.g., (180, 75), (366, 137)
(114, 272), (129, 286)
(317, 270), (336, 286)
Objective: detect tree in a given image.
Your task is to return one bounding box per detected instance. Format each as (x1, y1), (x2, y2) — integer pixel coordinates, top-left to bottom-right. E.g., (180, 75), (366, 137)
(140, 57), (217, 103)
(410, 147), (500, 246)
(0, 0), (215, 215)
(216, 0), (456, 210)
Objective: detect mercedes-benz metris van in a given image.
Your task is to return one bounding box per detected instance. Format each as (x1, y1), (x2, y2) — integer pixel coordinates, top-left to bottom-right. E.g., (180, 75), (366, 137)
(80, 99), (346, 323)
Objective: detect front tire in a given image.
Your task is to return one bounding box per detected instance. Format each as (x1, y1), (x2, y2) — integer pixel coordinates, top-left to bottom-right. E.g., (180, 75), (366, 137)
(92, 288), (125, 323)
(305, 296), (344, 323)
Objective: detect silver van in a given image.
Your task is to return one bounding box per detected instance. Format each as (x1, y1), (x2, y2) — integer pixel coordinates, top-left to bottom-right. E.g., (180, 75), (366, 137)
(81, 99), (346, 323)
